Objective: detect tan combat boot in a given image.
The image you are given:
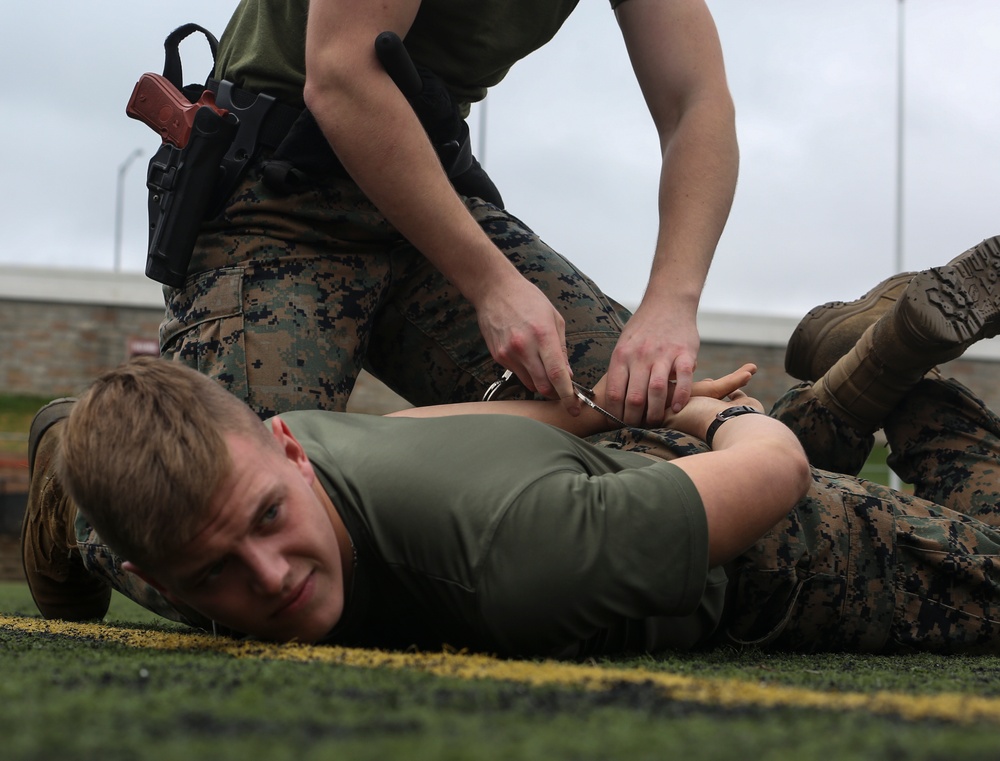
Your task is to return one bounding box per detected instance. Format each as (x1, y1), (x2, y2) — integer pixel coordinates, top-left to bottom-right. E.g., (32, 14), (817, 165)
(20, 399), (112, 620)
(813, 235), (1000, 432)
(784, 271), (915, 382)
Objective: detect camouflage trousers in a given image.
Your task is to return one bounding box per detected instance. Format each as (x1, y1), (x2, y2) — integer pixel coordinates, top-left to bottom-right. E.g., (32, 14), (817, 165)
(158, 166), (629, 418)
(597, 376), (1000, 652)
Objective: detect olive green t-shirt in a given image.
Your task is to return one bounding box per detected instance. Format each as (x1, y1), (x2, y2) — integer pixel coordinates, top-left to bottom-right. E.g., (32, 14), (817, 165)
(215, 0), (627, 114)
(277, 410), (727, 658)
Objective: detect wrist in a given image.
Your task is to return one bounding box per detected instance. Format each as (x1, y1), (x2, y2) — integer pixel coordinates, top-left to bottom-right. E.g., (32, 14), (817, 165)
(455, 248), (521, 305)
(636, 288), (700, 321)
(642, 271), (703, 309)
(704, 405), (762, 448)
(574, 383), (626, 431)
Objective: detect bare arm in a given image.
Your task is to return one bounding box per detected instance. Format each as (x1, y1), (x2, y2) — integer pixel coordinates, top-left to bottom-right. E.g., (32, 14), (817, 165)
(607, 0), (739, 426)
(388, 364), (757, 438)
(662, 395), (811, 566)
(303, 0), (578, 412)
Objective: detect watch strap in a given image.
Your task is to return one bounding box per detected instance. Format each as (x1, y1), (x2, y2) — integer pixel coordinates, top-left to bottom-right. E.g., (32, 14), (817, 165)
(705, 405), (761, 448)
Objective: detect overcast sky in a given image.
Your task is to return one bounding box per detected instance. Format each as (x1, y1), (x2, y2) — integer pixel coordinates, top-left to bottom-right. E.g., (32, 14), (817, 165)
(3, 1), (999, 318)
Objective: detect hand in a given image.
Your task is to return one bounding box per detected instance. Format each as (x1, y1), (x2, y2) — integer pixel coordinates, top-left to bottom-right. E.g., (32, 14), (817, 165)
(666, 363), (764, 439)
(689, 363), (758, 402)
(603, 305), (700, 426)
(591, 363), (759, 428)
(664, 385), (765, 441)
(475, 274), (580, 415)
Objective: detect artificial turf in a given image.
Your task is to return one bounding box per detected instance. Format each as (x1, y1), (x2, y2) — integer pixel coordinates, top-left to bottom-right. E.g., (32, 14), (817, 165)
(3, 582), (1000, 761)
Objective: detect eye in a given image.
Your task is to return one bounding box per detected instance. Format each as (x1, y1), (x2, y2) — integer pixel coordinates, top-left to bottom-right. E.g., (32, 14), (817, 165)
(259, 503), (281, 528)
(200, 559), (227, 585)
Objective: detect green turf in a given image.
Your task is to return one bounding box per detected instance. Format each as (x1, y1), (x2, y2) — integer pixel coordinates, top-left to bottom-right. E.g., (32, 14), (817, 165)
(0, 393), (49, 456)
(0, 393), (53, 426)
(3, 582), (1000, 761)
(856, 442), (912, 488)
(0, 582), (167, 625)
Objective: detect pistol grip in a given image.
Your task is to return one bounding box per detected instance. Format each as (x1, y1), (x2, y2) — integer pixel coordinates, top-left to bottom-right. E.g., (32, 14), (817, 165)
(127, 73), (199, 148)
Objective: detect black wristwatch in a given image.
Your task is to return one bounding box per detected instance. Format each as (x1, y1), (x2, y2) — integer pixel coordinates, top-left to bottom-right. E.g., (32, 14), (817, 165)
(705, 405), (761, 448)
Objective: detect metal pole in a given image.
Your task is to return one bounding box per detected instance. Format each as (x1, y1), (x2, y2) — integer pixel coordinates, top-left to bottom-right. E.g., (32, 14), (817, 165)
(893, 0), (905, 275)
(114, 148), (144, 272)
(477, 98), (488, 166)
(890, 0), (905, 492)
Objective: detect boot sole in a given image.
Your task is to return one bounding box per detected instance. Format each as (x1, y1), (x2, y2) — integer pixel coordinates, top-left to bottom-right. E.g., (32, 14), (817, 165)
(27, 398), (76, 478)
(23, 398), (77, 590)
(21, 396), (111, 621)
(898, 235), (1000, 351)
(784, 272), (914, 381)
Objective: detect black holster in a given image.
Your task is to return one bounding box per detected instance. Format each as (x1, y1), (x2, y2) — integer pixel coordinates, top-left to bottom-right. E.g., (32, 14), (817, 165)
(145, 108), (238, 287)
(144, 79), (289, 288)
(142, 24), (295, 288)
(142, 24), (503, 290)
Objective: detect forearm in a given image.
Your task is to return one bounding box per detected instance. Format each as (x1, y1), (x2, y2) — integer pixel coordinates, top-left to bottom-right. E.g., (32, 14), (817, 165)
(616, 0), (738, 314)
(643, 95), (738, 313)
(387, 397), (614, 438)
(701, 429), (810, 567)
(303, 26), (517, 304)
(389, 365), (757, 435)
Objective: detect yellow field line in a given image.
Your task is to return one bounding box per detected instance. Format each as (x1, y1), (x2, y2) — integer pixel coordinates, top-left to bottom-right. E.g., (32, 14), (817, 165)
(3, 614), (996, 725)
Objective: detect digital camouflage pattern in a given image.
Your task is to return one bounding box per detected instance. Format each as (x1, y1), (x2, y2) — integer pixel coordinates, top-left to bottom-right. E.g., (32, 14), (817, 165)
(159, 167), (629, 418)
(728, 377), (1000, 652)
(591, 376), (1000, 652)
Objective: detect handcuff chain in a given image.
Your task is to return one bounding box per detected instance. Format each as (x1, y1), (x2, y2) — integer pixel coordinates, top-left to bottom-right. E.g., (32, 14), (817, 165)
(571, 381), (628, 429)
(484, 370), (629, 429)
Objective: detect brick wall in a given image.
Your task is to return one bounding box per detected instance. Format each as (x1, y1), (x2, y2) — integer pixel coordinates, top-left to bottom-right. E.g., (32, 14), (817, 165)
(1, 299), (163, 398)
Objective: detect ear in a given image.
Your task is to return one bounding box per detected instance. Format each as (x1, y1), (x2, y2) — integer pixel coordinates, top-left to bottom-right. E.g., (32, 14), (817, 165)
(269, 417), (315, 484)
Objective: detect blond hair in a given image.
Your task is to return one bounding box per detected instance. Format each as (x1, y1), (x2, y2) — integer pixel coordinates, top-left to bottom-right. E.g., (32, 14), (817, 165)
(58, 357), (271, 567)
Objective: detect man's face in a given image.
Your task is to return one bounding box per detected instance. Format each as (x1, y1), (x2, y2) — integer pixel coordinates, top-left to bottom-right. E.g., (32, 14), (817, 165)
(130, 421), (348, 643)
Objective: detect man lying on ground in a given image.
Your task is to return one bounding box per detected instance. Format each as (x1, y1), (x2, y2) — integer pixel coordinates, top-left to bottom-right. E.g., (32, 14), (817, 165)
(22, 236), (1000, 656)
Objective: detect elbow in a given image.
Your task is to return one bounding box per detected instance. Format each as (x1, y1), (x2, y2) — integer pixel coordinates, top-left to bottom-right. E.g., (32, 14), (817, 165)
(757, 437), (811, 520)
(302, 76), (323, 115)
(303, 66), (343, 117)
(303, 40), (359, 116)
(785, 441), (812, 505)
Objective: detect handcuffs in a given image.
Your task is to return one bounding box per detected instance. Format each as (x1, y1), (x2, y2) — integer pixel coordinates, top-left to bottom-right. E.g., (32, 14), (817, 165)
(483, 370), (628, 428)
